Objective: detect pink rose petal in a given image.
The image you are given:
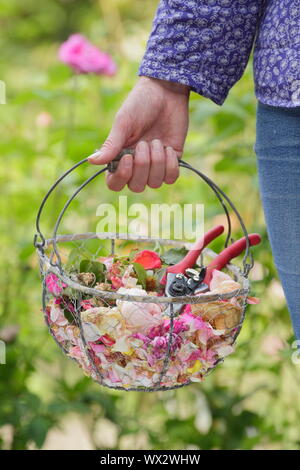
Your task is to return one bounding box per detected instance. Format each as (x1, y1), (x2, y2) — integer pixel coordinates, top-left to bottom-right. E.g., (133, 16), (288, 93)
(45, 274), (67, 296)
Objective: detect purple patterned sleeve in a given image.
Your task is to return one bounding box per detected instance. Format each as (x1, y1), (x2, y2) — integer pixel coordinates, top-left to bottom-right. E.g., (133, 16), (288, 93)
(138, 0), (265, 105)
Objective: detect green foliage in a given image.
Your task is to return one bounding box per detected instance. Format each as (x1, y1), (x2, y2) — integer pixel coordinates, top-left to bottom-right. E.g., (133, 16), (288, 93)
(0, 0), (299, 451)
(132, 262), (147, 289)
(161, 247), (188, 265)
(79, 259), (105, 282)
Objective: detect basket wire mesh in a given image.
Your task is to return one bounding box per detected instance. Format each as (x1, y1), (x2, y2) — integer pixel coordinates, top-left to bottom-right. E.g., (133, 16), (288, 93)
(34, 151), (253, 392)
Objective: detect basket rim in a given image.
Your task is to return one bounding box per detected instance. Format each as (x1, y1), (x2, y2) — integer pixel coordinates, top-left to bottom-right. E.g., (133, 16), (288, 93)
(38, 232), (250, 304)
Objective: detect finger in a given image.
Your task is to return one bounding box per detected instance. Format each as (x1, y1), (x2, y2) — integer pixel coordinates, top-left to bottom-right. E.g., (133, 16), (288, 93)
(106, 154), (133, 191)
(127, 141), (150, 192)
(164, 146), (180, 184)
(88, 113), (129, 165)
(147, 139), (166, 189)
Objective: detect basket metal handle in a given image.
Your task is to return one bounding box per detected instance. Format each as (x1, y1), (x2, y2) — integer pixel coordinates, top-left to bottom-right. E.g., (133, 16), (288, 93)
(34, 149), (254, 277)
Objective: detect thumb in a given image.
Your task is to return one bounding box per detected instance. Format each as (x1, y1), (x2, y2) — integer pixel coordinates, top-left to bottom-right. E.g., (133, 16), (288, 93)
(88, 114), (130, 164)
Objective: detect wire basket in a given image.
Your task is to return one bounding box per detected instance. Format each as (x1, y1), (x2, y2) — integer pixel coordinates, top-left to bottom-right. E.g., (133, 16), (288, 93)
(34, 151), (255, 392)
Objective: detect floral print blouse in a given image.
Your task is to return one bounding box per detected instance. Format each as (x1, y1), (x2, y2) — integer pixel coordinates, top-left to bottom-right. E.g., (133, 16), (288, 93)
(138, 0), (300, 107)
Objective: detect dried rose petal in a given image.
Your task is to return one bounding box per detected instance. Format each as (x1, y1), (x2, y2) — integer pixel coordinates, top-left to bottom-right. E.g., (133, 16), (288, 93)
(110, 275), (123, 289)
(247, 296), (260, 304)
(100, 334), (115, 346)
(45, 273), (67, 296)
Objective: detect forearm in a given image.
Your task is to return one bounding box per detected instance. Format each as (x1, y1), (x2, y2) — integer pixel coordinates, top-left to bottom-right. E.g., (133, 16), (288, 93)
(138, 0), (265, 105)
(138, 75), (190, 97)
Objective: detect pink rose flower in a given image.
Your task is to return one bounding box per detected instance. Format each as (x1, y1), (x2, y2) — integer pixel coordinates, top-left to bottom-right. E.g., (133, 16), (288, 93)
(132, 250), (162, 269)
(45, 274), (67, 296)
(58, 34), (117, 76)
(147, 332), (182, 365)
(151, 336), (168, 351)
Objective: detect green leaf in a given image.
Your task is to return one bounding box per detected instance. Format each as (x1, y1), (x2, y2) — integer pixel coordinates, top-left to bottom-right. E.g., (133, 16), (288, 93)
(79, 259), (105, 282)
(128, 248), (139, 262)
(26, 416), (53, 448)
(161, 247), (188, 265)
(153, 240), (165, 255)
(63, 308), (76, 325)
(66, 248), (81, 270)
(132, 262), (147, 289)
(153, 267), (167, 287)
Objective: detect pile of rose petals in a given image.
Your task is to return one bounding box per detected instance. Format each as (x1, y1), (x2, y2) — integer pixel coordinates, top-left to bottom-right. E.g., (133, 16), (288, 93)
(44, 249), (257, 389)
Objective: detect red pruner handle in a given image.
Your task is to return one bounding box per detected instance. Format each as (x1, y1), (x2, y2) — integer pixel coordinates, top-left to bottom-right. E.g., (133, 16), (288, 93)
(161, 225), (224, 285)
(203, 233), (261, 285)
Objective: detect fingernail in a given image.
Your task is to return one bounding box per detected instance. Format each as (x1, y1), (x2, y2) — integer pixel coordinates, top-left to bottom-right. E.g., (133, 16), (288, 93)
(137, 140), (146, 150)
(123, 154), (132, 166)
(87, 150), (103, 162)
(151, 139), (161, 149)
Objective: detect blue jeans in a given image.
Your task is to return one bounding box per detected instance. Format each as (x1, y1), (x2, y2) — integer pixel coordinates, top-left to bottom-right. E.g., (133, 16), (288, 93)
(254, 102), (300, 341)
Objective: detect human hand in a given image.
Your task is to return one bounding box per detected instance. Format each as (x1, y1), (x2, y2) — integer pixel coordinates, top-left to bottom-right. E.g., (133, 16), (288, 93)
(88, 76), (190, 192)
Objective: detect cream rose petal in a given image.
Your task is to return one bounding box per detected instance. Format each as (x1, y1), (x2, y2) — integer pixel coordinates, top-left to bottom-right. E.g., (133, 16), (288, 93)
(216, 344), (235, 358)
(50, 305), (61, 323)
(111, 336), (131, 353)
(82, 322), (102, 342)
(209, 269), (232, 291)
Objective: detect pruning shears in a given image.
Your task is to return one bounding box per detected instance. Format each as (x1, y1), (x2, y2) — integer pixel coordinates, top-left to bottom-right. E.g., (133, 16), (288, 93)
(160, 225), (225, 286)
(162, 225), (261, 315)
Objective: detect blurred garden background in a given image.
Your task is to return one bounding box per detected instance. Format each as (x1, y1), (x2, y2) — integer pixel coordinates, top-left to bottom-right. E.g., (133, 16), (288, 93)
(1, 0), (300, 451)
